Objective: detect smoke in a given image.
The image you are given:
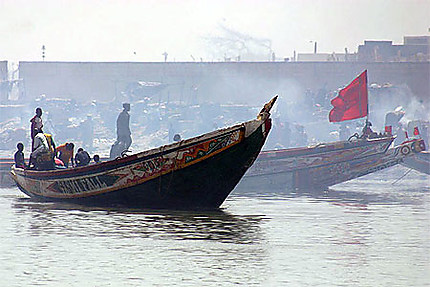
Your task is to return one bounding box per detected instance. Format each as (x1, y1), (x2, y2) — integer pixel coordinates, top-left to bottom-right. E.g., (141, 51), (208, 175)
(203, 24), (273, 61)
(368, 83), (430, 131)
(4, 60), (429, 156)
(191, 67), (339, 147)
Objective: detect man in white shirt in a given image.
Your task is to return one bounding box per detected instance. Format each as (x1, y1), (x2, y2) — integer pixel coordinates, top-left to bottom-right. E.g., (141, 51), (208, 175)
(30, 128), (50, 169)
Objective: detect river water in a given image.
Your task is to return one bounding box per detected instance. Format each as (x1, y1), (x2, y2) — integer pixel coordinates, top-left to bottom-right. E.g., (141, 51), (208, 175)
(0, 165), (429, 287)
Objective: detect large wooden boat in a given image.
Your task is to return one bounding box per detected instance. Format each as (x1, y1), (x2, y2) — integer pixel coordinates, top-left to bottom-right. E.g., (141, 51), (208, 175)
(10, 97), (277, 209)
(237, 137), (425, 191)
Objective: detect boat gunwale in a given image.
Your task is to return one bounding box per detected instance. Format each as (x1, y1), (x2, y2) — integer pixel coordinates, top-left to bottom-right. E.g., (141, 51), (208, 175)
(258, 136), (394, 159)
(245, 145), (393, 178)
(11, 121), (252, 180)
(14, 127), (247, 199)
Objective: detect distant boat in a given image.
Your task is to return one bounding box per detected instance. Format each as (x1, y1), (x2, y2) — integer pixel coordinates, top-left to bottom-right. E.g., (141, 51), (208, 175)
(237, 70), (427, 191)
(238, 136), (425, 191)
(10, 97), (277, 209)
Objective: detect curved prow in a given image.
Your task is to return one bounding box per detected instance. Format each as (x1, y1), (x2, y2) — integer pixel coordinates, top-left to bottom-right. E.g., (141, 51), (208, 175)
(258, 95), (278, 121)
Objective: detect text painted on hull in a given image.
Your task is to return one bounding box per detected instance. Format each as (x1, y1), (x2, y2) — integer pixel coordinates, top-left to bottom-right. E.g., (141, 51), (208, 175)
(56, 176), (108, 194)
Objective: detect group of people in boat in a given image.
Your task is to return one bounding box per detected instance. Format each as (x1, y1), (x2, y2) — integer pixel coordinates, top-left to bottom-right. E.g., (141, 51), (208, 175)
(14, 107), (101, 170)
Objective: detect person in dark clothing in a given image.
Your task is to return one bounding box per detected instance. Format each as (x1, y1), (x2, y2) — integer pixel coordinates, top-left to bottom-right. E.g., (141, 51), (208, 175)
(361, 121), (378, 139)
(173, 134), (181, 142)
(14, 142), (26, 169)
(110, 103), (132, 159)
(93, 154), (101, 164)
(116, 103), (132, 150)
(75, 148), (91, 167)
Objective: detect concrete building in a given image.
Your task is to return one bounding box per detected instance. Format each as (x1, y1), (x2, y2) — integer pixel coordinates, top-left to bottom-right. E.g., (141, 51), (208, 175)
(297, 52), (357, 62)
(0, 35), (426, 106)
(297, 36), (430, 63)
(357, 36), (430, 62)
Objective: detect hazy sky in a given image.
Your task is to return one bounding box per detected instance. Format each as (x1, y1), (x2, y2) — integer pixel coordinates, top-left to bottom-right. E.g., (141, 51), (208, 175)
(1, 0), (429, 62)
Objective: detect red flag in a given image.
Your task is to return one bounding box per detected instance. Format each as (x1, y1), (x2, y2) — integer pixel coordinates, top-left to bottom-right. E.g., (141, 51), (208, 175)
(329, 70), (368, 122)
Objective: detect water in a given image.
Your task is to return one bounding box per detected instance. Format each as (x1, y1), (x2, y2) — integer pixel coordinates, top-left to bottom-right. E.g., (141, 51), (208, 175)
(0, 165), (429, 287)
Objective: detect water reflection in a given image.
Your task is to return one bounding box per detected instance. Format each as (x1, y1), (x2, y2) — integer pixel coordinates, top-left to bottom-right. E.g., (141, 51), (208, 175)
(12, 198), (264, 244)
(233, 187), (396, 206)
(233, 170), (429, 207)
(2, 178), (429, 287)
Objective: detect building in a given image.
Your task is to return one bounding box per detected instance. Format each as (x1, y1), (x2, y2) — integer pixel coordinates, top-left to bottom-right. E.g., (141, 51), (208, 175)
(296, 36), (430, 63)
(357, 36), (430, 62)
(0, 36), (428, 105)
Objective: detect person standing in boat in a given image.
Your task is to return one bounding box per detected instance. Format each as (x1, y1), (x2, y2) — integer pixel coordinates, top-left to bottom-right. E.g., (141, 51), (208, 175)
(30, 108), (43, 151)
(110, 103), (132, 158)
(116, 103), (132, 150)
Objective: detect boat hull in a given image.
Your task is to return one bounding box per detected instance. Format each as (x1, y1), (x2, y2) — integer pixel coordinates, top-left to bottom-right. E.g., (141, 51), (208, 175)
(15, 124), (266, 209)
(236, 137), (424, 191)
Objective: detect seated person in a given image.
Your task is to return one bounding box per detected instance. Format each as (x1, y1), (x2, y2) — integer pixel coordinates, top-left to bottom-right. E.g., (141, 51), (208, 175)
(93, 154), (101, 164)
(14, 142), (27, 169)
(30, 128), (53, 170)
(56, 142), (75, 167)
(173, 134), (182, 142)
(54, 157), (66, 169)
(361, 121), (378, 139)
(75, 148), (91, 167)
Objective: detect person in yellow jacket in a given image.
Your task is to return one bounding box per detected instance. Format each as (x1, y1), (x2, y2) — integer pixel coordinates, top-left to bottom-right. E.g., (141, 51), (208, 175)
(44, 132), (56, 158)
(56, 143), (75, 167)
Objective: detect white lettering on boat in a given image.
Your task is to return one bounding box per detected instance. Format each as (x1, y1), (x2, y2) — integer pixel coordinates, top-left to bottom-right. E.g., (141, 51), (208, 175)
(56, 176), (108, 194)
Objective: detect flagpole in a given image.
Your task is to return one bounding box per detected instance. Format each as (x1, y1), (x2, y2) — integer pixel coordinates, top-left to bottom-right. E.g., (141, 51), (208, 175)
(365, 70), (369, 124)
(358, 71), (362, 118)
(363, 70), (369, 126)
(358, 70), (366, 127)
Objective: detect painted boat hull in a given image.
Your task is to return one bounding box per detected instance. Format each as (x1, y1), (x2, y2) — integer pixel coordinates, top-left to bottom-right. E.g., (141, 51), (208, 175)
(10, 97), (277, 209)
(236, 137), (425, 191)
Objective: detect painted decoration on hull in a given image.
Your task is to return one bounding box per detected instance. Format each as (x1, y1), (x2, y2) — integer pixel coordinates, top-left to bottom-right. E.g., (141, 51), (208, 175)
(247, 139), (392, 177)
(14, 128), (244, 198)
(293, 139), (422, 188)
